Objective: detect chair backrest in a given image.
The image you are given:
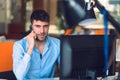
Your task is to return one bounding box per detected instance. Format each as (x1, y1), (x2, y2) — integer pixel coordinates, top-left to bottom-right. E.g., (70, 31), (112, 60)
(0, 42), (14, 72)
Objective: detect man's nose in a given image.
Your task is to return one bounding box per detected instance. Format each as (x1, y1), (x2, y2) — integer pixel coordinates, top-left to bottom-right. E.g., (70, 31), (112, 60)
(40, 27), (44, 33)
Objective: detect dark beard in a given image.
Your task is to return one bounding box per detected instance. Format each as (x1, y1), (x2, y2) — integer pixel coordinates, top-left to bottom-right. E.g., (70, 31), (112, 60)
(35, 36), (46, 42)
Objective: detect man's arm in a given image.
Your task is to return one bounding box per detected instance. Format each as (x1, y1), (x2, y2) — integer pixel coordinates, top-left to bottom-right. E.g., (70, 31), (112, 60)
(12, 42), (31, 80)
(13, 31), (36, 79)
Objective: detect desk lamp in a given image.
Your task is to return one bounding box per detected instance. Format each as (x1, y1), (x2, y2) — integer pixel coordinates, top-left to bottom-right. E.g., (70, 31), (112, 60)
(60, 0), (97, 29)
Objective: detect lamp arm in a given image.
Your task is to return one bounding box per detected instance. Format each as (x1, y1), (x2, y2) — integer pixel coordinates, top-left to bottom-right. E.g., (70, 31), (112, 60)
(94, 0), (120, 34)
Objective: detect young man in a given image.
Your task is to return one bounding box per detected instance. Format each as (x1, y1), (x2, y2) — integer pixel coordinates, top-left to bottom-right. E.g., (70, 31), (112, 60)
(12, 9), (60, 80)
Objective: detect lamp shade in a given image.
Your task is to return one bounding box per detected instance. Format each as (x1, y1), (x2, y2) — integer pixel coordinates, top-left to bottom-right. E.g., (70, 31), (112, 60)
(78, 2), (97, 26)
(60, 0), (86, 28)
(60, 0), (96, 28)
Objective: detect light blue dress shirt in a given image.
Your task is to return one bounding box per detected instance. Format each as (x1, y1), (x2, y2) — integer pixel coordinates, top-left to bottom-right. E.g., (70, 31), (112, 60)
(12, 36), (60, 80)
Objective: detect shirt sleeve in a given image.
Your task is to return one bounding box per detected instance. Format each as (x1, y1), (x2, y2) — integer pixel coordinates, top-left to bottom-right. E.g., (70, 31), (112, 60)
(12, 42), (31, 80)
(58, 54), (60, 65)
(57, 39), (60, 65)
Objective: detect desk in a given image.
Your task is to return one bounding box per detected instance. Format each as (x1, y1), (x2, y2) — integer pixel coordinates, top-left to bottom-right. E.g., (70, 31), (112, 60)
(59, 72), (118, 80)
(28, 77), (59, 80)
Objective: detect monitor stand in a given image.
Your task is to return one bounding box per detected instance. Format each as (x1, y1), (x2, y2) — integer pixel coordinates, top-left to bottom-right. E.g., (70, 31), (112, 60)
(78, 70), (97, 80)
(86, 70), (97, 80)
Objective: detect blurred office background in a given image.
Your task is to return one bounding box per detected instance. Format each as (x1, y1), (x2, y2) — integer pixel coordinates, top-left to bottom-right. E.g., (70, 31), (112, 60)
(0, 0), (120, 79)
(0, 0), (120, 39)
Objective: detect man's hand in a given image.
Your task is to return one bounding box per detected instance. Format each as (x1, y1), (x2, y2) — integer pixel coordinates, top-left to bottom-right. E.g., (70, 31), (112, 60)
(26, 31), (36, 55)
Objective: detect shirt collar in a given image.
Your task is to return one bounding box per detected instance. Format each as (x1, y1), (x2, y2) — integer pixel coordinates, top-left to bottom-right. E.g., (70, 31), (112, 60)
(42, 36), (50, 55)
(23, 36), (50, 55)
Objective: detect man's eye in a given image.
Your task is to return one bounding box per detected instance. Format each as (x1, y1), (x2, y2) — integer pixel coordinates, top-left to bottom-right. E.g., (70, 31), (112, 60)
(36, 25), (40, 27)
(44, 25), (49, 28)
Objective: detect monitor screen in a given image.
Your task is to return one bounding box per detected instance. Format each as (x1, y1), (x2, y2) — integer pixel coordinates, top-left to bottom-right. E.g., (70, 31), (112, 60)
(60, 35), (116, 80)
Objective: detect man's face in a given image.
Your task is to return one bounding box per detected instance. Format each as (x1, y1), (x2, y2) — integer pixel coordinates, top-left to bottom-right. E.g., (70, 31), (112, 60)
(32, 20), (49, 42)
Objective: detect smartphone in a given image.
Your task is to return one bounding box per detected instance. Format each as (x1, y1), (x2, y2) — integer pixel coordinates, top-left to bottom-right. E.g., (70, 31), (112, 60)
(30, 24), (39, 41)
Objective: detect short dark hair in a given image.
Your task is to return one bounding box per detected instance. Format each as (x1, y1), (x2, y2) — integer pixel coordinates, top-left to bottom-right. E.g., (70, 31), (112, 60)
(30, 9), (50, 24)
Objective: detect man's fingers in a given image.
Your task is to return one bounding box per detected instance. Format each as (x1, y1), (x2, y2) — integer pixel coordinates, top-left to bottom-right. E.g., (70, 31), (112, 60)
(32, 31), (37, 39)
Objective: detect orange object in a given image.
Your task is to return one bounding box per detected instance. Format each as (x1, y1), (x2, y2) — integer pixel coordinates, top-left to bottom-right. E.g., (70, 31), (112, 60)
(94, 29), (104, 35)
(94, 29), (106, 35)
(0, 42), (14, 72)
(94, 29), (110, 35)
(64, 29), (73, 35)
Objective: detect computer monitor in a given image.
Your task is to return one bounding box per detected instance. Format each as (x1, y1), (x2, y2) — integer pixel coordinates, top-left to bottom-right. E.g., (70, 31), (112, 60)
(60, 35), (116, 80)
